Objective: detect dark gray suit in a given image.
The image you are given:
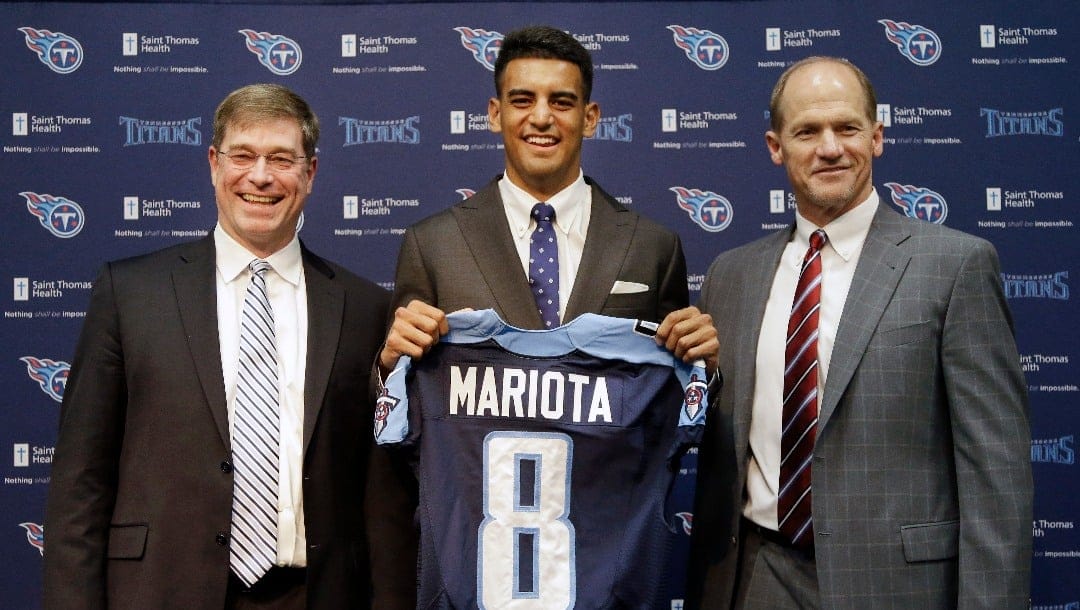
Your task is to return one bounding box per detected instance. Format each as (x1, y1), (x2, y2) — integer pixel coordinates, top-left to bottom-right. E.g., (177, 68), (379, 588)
(391, 175), (689, 327)
(43, 236), (397, 609)
(688, 204), (1032, 608)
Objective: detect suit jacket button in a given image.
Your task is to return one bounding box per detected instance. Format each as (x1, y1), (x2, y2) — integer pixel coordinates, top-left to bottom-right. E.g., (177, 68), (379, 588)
(220, 460), (233, 473)
(216, 532), (229, 546)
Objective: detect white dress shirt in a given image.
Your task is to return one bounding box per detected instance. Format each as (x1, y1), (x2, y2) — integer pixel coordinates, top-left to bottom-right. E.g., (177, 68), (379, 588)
(498, 170), (591, 322)
(215, 225), (309, 566)
(744, 191), (879, 529)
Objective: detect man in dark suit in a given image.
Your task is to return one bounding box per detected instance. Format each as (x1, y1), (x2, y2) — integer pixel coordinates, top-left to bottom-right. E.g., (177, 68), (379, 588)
(373, 25), (718, 605)
(687, 57), (1032, 608)
(381, 24), (715, 373)
(43, 84), (397, 609)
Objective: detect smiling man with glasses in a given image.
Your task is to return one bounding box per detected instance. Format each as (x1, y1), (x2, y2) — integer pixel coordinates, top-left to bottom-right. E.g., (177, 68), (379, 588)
(43, 83), (406, 610)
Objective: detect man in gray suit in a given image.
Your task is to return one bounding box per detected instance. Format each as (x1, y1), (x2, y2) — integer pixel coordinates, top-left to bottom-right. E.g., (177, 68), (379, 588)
(686, 57), (1032, 608)
(374, 26), (717, 605)
(43, 84), (404, 609)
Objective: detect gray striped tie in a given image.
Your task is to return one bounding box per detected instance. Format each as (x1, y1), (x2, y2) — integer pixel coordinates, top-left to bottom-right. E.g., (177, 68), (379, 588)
(230, 259), (279, 586)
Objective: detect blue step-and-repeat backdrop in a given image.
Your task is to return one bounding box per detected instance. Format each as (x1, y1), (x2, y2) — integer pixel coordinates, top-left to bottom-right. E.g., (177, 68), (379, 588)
(2, 1), (1077, 607)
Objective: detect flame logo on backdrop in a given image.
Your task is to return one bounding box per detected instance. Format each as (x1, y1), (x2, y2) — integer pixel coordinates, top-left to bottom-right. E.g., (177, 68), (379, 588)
(454, 27), (503, 71)
(671, 187), (734, 232)
(884, 182), (948, 224)
(667, 25), (729, 70)
(20, 356), (71, 403)
(878, 20), (941, 66)
(21, 192), (85, 238)
(18, 27), (83, 74)
(239, 29), (302, 75)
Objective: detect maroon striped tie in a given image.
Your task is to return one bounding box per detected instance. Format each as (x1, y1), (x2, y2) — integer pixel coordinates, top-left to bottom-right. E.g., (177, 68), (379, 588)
(779, 229), (827, 549)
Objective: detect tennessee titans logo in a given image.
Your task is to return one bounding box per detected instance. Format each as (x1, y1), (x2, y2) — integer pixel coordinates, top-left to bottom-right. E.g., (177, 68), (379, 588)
(454, 27), (503, 71)
(20, 356), (70, 403)
(19, 523), (45, 556)
(884, 182), (948, 224)
(238, 29), (302, 75)
(373, 389), (400, 439)
(683, 373), (707, 421)
(878, 20), (941, 66)
(675, 512), (693, 536)
(19, 27), (83, 74)
(667, 25), (729, 71)
(456, 188), (476, 200)
(671, 187), (733, 232)
(21, 191), (85, 238)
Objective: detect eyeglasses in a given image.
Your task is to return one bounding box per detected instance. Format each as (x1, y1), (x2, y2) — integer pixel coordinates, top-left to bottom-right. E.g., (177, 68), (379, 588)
(216, 150), (308, 172)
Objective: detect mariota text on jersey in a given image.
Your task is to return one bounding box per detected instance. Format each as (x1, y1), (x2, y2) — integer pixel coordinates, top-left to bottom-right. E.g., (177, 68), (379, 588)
(447, 365), (614, 423)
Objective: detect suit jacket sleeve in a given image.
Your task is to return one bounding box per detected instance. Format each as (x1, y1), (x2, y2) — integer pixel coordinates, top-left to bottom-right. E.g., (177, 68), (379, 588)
(42, 264), (125, 610)
(389, 225), (435, 312)
(656, 231), (689, 320)
(944, 240), (1032, 608)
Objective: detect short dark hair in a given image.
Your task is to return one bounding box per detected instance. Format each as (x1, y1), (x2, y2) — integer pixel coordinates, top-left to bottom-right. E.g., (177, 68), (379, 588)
(493, 25), (594, 102)
(212, 83), (320, 158)
(769, 56), (877, 132)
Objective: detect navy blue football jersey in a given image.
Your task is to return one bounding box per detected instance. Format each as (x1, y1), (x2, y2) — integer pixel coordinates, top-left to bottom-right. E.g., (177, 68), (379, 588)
(375, 310), (707, 609)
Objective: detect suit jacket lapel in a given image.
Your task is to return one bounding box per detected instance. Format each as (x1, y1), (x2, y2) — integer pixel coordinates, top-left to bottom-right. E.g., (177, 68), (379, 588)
(301, 246), (344, 453)
(564, 181), (633, 321)
(173, 237), (230, 447)
(454, 180), (544, 328)
(819, 205), (912, 430)
(732, 229), (791, 471)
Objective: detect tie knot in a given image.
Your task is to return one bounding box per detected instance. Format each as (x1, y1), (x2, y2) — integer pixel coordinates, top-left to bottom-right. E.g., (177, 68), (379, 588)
(531, 202), (556, 223)
(249, 259), (271, 277)
(809, 229), (828, 251)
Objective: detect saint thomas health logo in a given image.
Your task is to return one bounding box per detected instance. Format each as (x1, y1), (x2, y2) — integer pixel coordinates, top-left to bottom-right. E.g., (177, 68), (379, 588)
(454, 27), (503, 71)
(884, 182), (948, 224)
(878, 19), (941, 66)
(671, 187), (733, 232)
(20, 191), (85, 238)
(667, 25), (729, 70)
(239, 29), (302, 75)
(18, 27), (83, 74)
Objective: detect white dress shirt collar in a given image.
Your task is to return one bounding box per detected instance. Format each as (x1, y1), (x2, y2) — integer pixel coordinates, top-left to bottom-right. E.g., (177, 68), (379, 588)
(214, 224), (302, 287)
(793, 189), (879, 262)
(499, 170), (589, 239)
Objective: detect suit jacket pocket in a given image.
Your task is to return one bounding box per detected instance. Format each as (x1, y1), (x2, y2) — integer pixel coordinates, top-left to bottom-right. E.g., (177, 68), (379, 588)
(899, 519), (959, 562)
(868, 320), (935, 350)
(107, 523), (148, 560)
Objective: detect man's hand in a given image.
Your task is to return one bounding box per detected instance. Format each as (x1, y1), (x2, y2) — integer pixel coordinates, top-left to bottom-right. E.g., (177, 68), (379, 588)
(655, 306), (718, 374)
(379, 300), (449, 375)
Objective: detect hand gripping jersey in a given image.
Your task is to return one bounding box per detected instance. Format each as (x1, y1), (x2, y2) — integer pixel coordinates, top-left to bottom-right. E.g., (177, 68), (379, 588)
(375, 309), (707, 609)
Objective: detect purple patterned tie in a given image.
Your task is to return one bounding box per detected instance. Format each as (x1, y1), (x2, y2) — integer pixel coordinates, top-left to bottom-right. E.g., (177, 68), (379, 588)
(528, 203), (560, 328)
(778, 229), (827, 550)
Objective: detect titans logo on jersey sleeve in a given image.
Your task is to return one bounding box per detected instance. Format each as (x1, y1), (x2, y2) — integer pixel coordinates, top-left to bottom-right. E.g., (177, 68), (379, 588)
(667, 25), (729, 71)
(670, 186), (733, 233)
(454, 27), (503, 71)
(373, 389), (400, 439)
(884, 182), (948, 224)
(18, 27), (83, 74)
(20, 192), (85, 238)
(878, 19), (942, 66)
(238, 29), (302, 75)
